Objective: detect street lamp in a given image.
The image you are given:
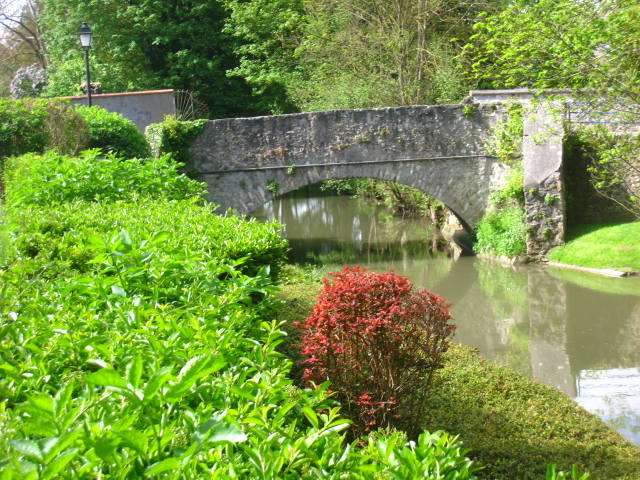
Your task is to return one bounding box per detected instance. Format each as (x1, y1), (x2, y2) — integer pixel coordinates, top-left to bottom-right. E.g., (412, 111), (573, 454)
(79, 22), (93, 106)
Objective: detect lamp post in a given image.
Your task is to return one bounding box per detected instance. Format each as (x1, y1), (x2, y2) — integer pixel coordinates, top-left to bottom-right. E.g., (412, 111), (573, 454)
(79, 22), (93, 106)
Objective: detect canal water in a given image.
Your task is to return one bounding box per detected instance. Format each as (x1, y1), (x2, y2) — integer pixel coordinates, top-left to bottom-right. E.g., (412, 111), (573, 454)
(254, 189), (640, 445)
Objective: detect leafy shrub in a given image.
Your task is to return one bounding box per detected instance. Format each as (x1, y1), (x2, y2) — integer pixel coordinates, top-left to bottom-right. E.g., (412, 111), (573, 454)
(146, 115), (207, 163)
(4, 150), (205, 208)
(475, 168), (526, 257)
(485, 102), (524, 165)
(3, 151), (285, 278)
(75, 106), (151, 158)
(300, 266), (455, 436)
(475, 205), (526, 257)
(0, 98), (88, 159)
(0, 98), (49, 158)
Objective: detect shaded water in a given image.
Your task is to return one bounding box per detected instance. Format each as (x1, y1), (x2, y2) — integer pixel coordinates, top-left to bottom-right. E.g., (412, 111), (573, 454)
(254, 189), (640, 445)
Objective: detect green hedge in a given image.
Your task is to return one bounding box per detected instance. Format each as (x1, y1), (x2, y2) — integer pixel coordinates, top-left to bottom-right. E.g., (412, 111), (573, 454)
(76, 106), (151, 158)
(0, 99), (150, 162)
(0, 98), (88, 159)
(0, 152), (478, 478)
(474, 169), (527, 257)
(146, 115), (206, 163)
(3, 150), (205, 207)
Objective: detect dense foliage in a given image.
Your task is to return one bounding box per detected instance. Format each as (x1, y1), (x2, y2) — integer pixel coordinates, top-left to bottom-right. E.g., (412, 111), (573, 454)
(474, 170), (526, 258)
(0, 98), (87, 159)
(75, 106), (151, 159)
(225, 0), (496, 112)
(300, 266), (455, 436)
(0, 151), (480, 478)
(39, 0), (260, 118)
(0, 99), (149, 161)
(146, 116), (207, 164)
(464, 0), (604, 90)
(0, 97), (49, 158)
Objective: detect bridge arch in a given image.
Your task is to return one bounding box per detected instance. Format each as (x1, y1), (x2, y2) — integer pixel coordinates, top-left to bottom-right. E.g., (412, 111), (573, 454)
(188, 104), (511, 229)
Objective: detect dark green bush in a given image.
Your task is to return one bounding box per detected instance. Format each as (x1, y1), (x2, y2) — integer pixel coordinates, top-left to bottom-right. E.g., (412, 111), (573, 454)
(0, 98), (49, 158)
(0, 99), (152, 162)
(0, 98), (89, 160)
(3, 150), (205, 208)
(146, 115), (207, 163)
(75, 105), (151, 158)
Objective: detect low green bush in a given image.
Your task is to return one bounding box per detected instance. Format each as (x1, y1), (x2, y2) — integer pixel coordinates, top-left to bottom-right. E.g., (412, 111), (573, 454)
(3, 150), (205, 208)
(146, 115), (207, 163)
(0, 98), (88, 159)
(75, 106), (151, 158)
(475, 205), (527, 257)
(0, 148), (478, 477)
(3, 151), (286, 279)
(474, 169), (527, 257)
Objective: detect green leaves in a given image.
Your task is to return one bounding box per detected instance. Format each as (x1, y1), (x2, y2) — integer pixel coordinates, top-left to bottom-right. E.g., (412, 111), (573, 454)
(165, 355), (226, 402)
(86, 368), (128, 389)
(145, 457), (181, 477)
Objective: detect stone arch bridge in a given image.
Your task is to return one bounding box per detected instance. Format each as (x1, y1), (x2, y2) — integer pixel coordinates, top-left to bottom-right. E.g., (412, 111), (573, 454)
(183, 94), (566, 256)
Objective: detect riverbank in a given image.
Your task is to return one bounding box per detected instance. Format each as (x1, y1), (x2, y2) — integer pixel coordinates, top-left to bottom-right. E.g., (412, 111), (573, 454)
(275, 265), (640, 479)
(549, 222), (640, 273)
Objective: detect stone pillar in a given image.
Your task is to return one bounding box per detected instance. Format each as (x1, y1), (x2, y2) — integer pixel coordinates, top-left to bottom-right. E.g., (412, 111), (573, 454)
(523, 101), (567, 258)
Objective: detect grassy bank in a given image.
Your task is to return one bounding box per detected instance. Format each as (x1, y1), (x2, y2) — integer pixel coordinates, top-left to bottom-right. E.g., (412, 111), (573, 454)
(549, 222), (640, 271)
(276, 265), (640, 480)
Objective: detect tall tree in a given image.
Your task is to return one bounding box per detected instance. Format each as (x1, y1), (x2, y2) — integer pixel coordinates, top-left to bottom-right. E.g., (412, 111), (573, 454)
(40, 0), (261, 117)
(463, 0), (605, 90)
(225, 0), (500, 112)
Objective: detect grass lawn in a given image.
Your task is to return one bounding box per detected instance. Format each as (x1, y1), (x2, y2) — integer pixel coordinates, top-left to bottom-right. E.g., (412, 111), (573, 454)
(549, 222), (640, 271)
(276, 265), (640, 480)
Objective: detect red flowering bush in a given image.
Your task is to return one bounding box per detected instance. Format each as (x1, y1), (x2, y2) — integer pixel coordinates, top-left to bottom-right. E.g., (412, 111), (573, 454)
(300, 266), (456, 436)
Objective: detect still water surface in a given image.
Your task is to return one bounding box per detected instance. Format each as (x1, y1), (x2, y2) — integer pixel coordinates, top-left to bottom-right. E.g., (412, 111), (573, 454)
(254, 189), (640, 445)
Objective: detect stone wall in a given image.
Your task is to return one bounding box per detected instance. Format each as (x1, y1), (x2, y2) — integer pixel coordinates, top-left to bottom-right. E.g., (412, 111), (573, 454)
(188, 104), (510, 229)
(64, 89), (175, 132)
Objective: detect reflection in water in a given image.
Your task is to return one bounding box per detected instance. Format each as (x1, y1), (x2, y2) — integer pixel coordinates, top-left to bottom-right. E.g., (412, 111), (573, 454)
(254, 192), (640, 445)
